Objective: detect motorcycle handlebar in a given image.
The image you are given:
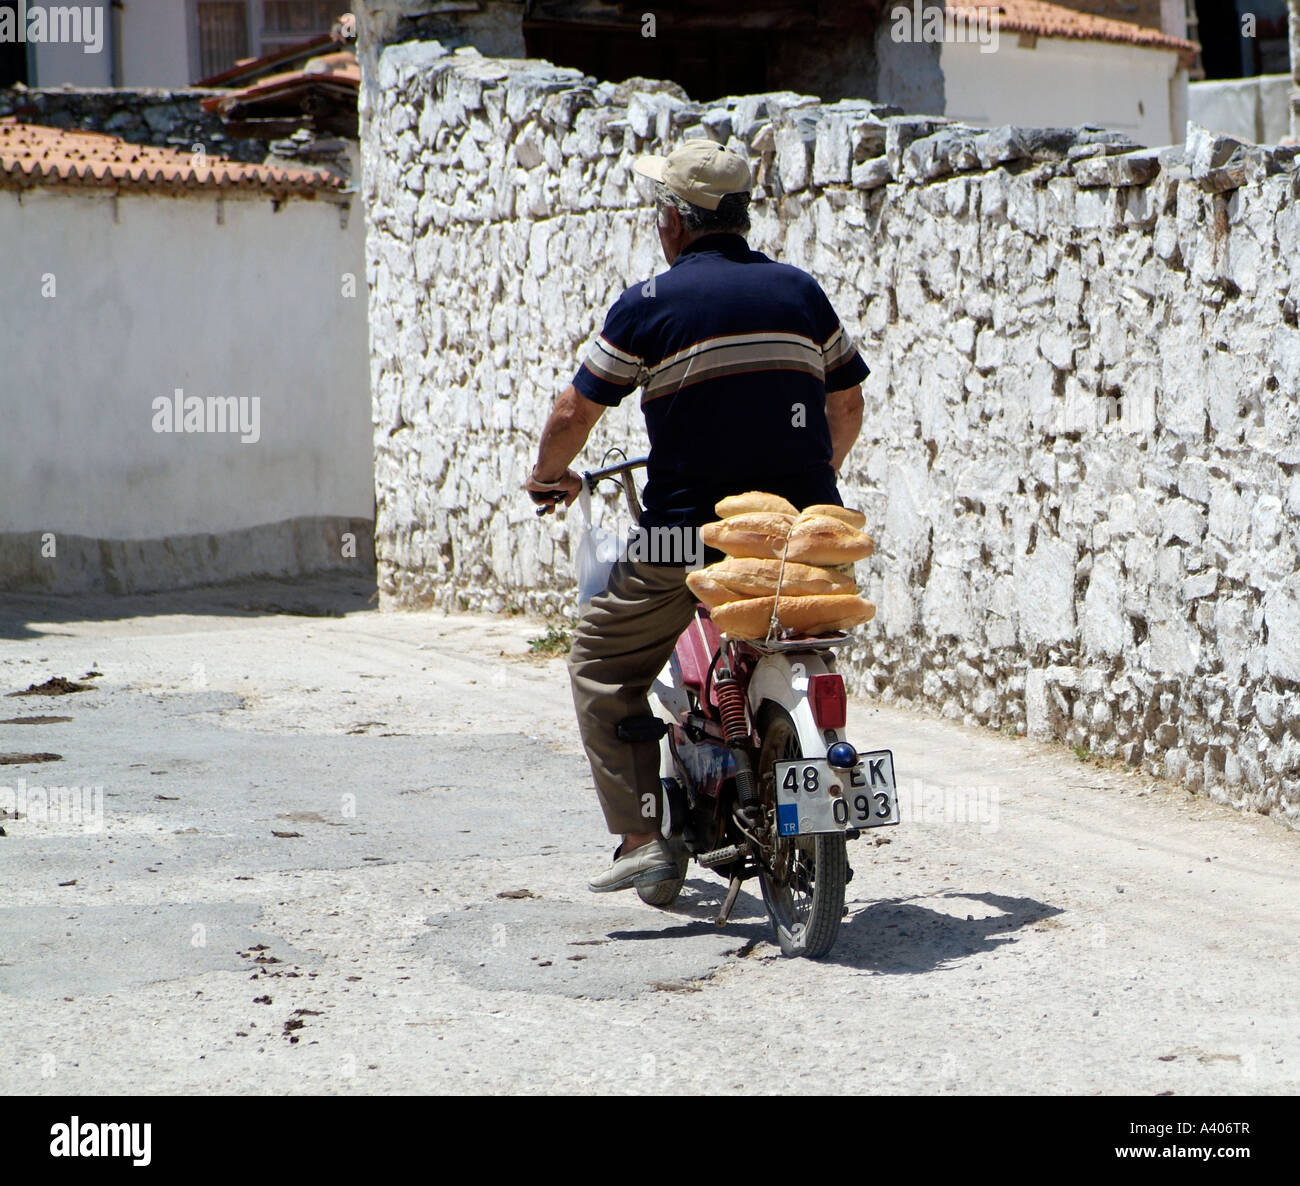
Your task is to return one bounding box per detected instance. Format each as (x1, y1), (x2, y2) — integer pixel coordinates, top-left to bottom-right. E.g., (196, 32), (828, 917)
(583, 455), (648, 523)
(582, 455), (649, 485)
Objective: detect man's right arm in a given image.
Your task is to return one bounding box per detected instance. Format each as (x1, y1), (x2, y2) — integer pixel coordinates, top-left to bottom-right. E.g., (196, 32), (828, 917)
(527, 384), (606, 511)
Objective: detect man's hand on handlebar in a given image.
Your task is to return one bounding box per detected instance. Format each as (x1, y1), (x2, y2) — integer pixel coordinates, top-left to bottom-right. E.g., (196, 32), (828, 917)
(525, 467), (583, 515)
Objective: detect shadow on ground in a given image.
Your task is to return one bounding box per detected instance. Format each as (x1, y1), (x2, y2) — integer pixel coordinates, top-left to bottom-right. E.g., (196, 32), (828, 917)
(606, 877), (770, 946)
(612, 886), (1062, 973)
(0, 573), (377, 640)
(832, 891), (1064, 973)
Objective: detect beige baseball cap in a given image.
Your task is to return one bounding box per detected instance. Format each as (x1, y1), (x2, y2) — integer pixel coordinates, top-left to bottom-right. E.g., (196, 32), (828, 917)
(632, 138), (752, 211)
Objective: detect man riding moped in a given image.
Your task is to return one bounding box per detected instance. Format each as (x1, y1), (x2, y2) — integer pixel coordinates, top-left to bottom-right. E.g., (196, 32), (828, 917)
(525, 139), (869, 893)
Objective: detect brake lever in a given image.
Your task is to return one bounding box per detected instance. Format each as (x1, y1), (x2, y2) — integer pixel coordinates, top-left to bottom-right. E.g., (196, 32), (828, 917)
(531, 489), (565, 516)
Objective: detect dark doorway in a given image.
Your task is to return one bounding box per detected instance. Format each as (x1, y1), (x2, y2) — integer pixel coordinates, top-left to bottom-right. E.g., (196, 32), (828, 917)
(0, 3), (30, 86)
(524, 19), (773, 100)
(1195, 0), (1290, 80)
(523, 1), (881, 103)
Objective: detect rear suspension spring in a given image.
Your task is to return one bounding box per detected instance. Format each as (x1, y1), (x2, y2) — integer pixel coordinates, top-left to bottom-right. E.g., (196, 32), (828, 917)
(714, 671), (749, 743)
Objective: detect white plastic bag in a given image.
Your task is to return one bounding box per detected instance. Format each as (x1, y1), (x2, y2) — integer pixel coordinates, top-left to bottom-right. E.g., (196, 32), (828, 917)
(575, 482), (621, 606)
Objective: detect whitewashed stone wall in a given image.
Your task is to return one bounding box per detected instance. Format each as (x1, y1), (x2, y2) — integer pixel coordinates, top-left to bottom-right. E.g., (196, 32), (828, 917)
(362, 39), (1300, 826)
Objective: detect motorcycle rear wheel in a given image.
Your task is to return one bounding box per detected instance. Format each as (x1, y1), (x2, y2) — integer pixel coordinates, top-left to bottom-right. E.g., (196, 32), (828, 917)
(755, 703), (847, 958)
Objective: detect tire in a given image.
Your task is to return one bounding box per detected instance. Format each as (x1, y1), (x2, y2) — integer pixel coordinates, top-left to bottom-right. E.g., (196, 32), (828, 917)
(635, 853), (688, 908)
(755, 703), (847, 958)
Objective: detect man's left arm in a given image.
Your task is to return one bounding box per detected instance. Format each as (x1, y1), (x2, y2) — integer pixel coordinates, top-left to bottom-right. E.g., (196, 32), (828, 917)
(827, 384), (864, 475)
(529, 290), (648, 512)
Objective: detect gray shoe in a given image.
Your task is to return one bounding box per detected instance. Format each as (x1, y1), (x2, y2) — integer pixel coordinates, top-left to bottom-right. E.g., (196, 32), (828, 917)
(588, 837), (680, 893)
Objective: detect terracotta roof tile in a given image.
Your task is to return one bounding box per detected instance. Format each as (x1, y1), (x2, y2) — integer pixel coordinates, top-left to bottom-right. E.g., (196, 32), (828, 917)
(0, 119), (345, 197)
(950, 0), (1198, 60)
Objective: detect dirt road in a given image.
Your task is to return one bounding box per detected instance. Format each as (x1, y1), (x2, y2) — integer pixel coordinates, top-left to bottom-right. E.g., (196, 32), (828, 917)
(2, 576), (1297, 1094)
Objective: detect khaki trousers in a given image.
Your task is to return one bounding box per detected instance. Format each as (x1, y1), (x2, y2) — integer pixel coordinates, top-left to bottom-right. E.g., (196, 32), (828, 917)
(567, 559), (698, 835)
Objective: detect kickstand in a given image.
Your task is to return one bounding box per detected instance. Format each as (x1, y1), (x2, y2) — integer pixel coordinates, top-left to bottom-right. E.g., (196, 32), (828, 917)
(715, 873), (743, 927)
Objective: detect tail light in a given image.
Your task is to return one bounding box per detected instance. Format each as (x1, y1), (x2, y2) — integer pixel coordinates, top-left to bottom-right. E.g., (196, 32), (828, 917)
(809, 673), (846, 729)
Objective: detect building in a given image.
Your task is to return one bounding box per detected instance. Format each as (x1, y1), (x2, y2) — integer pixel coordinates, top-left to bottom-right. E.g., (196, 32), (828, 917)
(0, 1), (346, 88)
(942, 1), (1197, 146)
(0, 120), (372, 593)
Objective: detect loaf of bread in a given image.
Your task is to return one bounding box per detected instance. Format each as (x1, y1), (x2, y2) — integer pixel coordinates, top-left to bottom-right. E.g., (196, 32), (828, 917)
(817, 601), (879, 632)
(715, 491), (799, 518)
(699, 512), (794, 560)
(684, 570), (748, 609)
(784, 514), (874, 566)
(799, 504), (867, 529)
(693, 492), (874, 635)
(707, 556), (857, 598)
(711, 594), (876, 640)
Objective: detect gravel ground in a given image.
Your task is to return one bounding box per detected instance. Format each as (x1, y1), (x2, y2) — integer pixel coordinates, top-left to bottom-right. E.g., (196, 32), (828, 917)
(2, 575), (1298, 1095)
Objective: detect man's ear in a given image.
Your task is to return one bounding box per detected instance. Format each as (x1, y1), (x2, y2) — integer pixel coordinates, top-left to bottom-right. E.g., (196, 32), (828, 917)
(656, 203), (687, 264)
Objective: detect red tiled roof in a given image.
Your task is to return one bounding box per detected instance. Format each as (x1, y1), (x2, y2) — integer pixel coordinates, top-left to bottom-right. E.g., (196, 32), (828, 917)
(201, 50), (360, 115)
(950, 0), (1198, 60)
(0, 120), (345, 197)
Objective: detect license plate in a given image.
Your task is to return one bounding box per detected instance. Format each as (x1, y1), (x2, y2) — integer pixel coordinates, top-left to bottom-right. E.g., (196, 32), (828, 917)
(774, 750), (899, 836)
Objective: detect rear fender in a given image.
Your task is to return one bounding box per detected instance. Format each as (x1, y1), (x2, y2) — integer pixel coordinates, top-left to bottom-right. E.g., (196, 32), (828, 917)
(746, 652), (844, 759)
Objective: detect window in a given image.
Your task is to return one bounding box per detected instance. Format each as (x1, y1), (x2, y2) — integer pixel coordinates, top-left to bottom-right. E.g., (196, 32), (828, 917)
(197, 1), (250, 80)
(261, 1), (339, 53)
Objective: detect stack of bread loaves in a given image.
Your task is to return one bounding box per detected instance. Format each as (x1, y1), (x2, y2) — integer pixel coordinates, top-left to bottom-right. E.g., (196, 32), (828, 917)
(685, 492), (876, 639)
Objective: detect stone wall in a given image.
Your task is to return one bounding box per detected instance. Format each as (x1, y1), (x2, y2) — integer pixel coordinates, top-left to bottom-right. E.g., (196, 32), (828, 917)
(0, 87), (271, 162)
(362, 39), (1300, 827)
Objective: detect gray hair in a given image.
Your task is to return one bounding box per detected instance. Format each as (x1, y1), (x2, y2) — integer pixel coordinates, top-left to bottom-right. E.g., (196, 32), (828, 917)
(654, 181), (751, 235)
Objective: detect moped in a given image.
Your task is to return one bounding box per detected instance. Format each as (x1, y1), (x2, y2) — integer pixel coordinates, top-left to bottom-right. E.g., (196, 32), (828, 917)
(581, 455), (900, 959)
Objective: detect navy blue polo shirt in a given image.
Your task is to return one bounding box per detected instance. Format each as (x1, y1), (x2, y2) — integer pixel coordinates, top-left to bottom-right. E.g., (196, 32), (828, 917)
(572, 233), (870, 552)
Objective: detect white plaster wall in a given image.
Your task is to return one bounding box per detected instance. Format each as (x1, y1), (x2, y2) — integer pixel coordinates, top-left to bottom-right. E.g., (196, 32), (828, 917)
(120, 0), (192, 86)
(1188, 77), (1260, 142)
(1169, 64), (1188, 144)
(1159, 0), (1186, 37)
(30, 1), (111, 86)
(943, 37), (1183, 147)
(1259, 75), (1293, 144)
(29, 0), (199, 86)
(0, 188), (371, 539)
(1189, 74), (1294, 146)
